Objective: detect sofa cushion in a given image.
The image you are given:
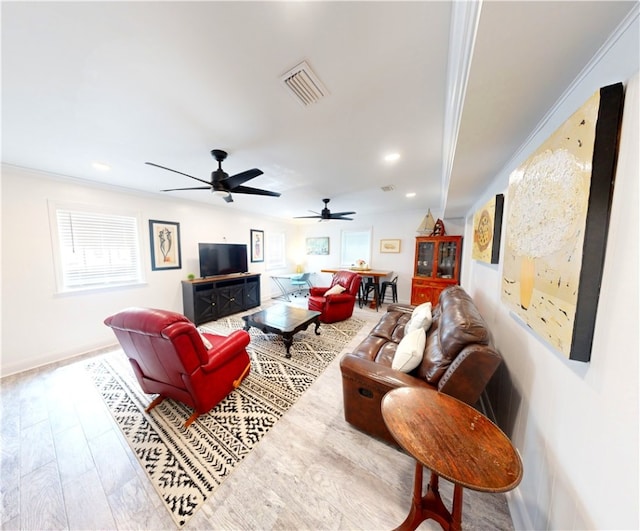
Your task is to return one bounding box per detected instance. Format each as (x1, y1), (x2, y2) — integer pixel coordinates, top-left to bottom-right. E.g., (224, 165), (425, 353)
(417, 287), (491, 384)
(438, 289), (490, 360)
(369, 311), (411, 343)
(418, 322), (451, 383)
(405, 302), (433, 334)
(392, 328), (426, 372)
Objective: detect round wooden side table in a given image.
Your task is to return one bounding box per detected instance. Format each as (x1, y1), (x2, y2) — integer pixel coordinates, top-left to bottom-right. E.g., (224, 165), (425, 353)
(382, 387), (522, 531)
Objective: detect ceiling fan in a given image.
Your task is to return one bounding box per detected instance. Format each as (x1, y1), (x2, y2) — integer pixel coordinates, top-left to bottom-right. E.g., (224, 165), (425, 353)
(145, 149), (281, 203)
(295, 198), (356, 221)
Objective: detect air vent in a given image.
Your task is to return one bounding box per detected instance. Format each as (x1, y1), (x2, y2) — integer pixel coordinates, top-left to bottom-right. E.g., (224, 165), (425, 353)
(281, 60), (328, 106)
(381, 185), (395, 192)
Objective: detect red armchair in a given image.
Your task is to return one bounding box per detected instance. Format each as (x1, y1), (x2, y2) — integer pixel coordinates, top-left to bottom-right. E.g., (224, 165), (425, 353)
(308, 270), (362, 323)
(104, 307), (251, 427)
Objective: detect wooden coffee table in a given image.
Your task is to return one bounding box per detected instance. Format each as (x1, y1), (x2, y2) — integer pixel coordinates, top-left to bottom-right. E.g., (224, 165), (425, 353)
(382, 387), (522, 531)
(242, 305), (321, 358)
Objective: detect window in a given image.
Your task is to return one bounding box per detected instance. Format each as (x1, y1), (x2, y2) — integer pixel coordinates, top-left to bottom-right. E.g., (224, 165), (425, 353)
(50, 203), (144, 292)
(340, 228), (372, 267)
(265, 231), (286, 270)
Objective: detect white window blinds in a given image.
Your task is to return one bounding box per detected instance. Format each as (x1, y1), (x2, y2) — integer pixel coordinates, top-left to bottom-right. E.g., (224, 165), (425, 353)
(340, 229), (372, 267)
(54, 208), (143, 290)
(265, 232), (286, 270)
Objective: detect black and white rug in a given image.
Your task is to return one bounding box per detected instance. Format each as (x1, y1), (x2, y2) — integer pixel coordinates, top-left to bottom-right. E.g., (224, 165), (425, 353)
(86, 315), (365, 527)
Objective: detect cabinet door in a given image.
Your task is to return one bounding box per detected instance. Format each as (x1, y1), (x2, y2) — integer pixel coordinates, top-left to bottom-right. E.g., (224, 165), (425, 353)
(217, 285), (244, 317)
(244, 279), (260, 309)
(194, 288), (218, 324)
(411, 279), (440, 306)
(436, 240), (459, 279)
(416, 240), (436, 277)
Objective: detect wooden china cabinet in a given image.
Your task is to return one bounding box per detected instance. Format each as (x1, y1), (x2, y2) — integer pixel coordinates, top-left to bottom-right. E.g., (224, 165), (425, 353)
(411, 236), (462, 306)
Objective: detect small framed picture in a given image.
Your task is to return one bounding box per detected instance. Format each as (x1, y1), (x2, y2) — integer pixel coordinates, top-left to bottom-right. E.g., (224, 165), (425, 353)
(149, 220), (182, 270)
(251, 229), (264, 262)
(306, 237), (330, 255)
(380, 239), (401, 253)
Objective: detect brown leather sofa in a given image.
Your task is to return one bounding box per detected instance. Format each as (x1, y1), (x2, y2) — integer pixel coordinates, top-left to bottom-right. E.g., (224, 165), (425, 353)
(340, 285), (502, 444)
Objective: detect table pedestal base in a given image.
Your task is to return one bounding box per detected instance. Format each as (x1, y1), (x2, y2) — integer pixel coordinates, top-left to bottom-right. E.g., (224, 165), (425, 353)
(395, 461), (463, 531)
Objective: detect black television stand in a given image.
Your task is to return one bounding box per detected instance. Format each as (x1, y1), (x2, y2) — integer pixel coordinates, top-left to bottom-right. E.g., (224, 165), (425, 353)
(182, 273), (261, 325)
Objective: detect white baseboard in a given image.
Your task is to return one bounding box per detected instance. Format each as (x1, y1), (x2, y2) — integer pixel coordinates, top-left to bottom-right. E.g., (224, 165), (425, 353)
(507, 486), (535, 531)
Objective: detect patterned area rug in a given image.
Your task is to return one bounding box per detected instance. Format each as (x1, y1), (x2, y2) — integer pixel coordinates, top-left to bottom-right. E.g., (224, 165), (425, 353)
(86, 314), (365, 528)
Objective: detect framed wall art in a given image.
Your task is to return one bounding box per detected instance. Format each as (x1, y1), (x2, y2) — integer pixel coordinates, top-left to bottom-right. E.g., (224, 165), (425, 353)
(380, 239), (401, 253)
(250, 229), (264, 262)
(501, 82), (624, 362)
(472, 194), (504, 264)
(306, 237), (330, 255)
(149, 220), (182, 270)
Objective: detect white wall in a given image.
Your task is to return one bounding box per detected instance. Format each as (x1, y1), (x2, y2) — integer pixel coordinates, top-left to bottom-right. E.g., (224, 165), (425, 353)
(296, 211), (463, 302)
(0, 166), (299, 375)
(461, 12), (639, 530)
(1, 165), (453, 375)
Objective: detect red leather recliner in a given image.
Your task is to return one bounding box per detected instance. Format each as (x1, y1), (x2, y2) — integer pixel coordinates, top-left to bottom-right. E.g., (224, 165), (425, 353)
(104, 307), (251, 427)
(308, 270), (362, 323)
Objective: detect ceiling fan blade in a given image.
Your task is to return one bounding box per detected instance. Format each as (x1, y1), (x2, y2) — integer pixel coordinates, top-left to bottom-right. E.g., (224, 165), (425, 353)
(224, 168), (263, 189)
(329, 211), (356, 216)
(161, 186), (211, 192)
(231, 185), (281, 197)
(294, 215), (322, 219)
(145, 162), (211, 186)
(331, 216), (354, 221)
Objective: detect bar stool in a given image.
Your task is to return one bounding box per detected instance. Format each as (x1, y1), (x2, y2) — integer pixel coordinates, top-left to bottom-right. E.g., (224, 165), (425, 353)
(380, 275), (398, 304)
(361, 277), (380, 312)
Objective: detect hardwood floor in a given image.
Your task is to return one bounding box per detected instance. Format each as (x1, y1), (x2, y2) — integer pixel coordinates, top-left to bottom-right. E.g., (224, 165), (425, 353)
(0, 298), (515, 530)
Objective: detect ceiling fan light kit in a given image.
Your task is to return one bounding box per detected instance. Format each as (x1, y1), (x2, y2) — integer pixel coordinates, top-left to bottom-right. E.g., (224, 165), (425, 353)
(146, 149), (281, 203)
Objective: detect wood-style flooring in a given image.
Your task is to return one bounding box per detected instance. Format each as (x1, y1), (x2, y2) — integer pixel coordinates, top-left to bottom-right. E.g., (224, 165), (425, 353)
(0, 297), (515, 530)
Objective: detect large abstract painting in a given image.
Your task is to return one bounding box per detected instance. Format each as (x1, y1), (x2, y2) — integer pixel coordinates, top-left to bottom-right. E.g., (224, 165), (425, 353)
(501, 83), (624, 362)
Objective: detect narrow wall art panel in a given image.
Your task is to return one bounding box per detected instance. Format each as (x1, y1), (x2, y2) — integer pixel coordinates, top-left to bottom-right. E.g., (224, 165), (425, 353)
(501, 83), (624, 362)
(472, 194), (504, 264)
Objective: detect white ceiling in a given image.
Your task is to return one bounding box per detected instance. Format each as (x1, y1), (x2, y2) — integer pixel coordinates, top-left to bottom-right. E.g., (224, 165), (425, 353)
(2, 1), (636, 221)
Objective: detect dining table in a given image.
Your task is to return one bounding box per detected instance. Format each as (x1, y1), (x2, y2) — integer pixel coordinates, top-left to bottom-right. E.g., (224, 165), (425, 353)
(320, 268), (391, 309)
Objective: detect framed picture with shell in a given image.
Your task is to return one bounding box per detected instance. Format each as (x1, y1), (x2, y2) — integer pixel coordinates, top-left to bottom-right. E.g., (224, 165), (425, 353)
(472, 194), (504, 264)
(501, 83), (624, 362)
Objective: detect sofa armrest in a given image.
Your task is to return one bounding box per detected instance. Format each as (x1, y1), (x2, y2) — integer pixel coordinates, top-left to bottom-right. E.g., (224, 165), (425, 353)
(340, 354), (430, 393)
(325, 292), (356, 303)
(201, 329), (250, 373)
(340, 353), (432, 444)
(309, 286), (329, 297)
(437, 344), (502, 405)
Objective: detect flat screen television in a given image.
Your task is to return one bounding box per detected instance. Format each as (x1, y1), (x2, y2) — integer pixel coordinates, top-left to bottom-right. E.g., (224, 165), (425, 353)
(198, 243), (248, 278)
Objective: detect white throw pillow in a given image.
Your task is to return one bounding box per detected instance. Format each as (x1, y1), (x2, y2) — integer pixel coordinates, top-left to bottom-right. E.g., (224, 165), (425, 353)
(324, 284), (346, 296)
(405, 302), (433, 334)
(392, 328), (426, 373)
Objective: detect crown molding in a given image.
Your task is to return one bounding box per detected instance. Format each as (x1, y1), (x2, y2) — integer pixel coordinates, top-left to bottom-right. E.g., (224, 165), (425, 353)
(440, 0), (483, 215)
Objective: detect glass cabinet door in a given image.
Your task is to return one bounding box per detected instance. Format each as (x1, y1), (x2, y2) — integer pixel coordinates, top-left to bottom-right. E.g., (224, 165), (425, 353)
(437, 240), (457, 278)
(416, 241), (435, 277)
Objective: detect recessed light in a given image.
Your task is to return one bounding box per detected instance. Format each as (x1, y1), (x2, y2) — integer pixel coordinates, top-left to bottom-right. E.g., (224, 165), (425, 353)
(384, 152), (401, 163)
(92, 162), (111, 171)
(406, 192), (416, 198)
